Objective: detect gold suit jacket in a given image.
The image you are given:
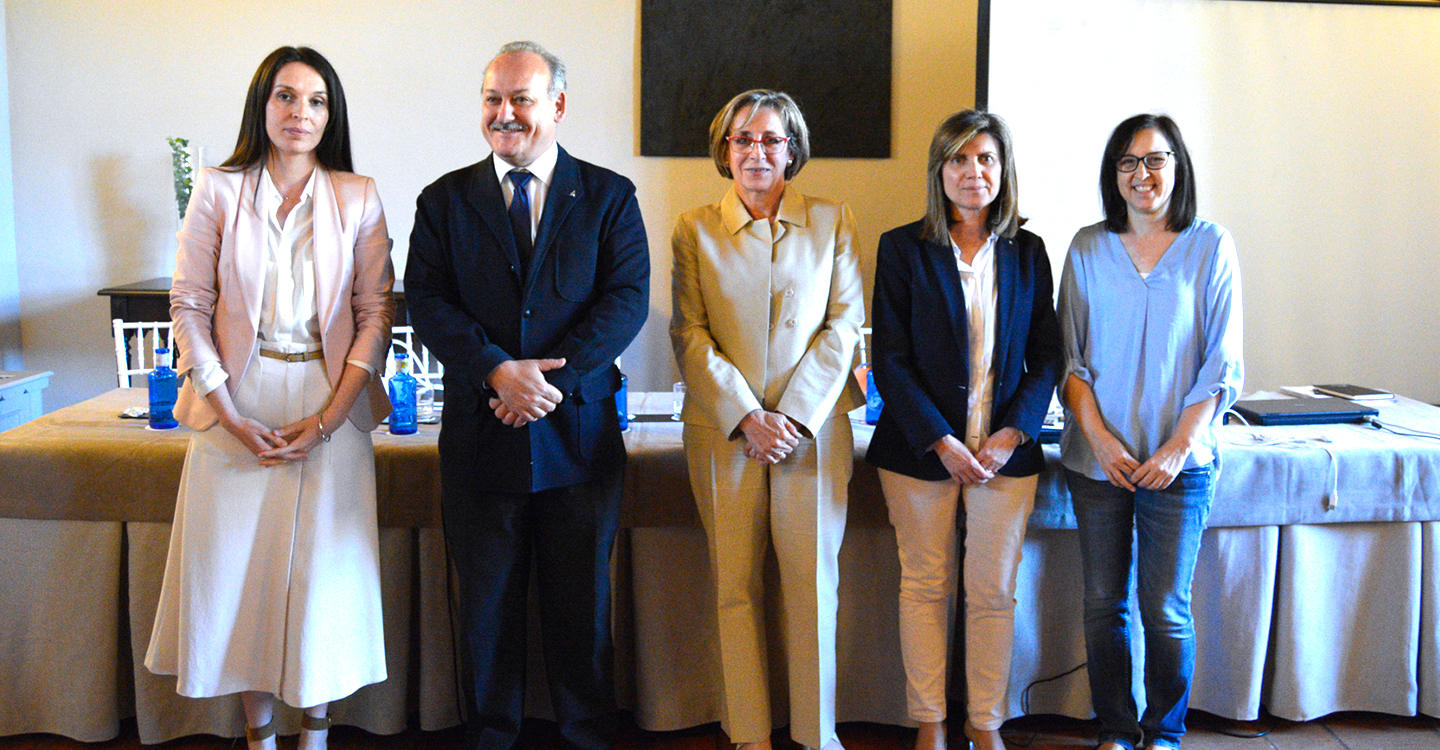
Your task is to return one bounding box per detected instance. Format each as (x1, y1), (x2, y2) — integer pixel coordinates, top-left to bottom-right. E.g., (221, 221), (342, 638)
(670, 187), (864, 438)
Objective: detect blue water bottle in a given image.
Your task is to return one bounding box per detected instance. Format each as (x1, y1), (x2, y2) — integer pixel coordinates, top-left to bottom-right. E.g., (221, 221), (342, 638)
(389, 351), (418, 435)
(148, 347), (179, 430)
(865, 367), (884, 425)
(616, 372), (630, 431)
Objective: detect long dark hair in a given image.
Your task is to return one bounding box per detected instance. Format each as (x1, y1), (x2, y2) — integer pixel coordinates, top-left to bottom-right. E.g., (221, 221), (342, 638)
(220, 46), (353, 173)
(1099, 113), (1195, 234)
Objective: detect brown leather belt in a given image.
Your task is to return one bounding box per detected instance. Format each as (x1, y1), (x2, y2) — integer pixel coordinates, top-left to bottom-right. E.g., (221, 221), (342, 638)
(258, 349), (324, 363)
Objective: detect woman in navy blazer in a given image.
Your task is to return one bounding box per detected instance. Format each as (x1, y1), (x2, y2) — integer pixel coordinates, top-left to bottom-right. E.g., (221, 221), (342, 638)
(866, 111), (1062, 750)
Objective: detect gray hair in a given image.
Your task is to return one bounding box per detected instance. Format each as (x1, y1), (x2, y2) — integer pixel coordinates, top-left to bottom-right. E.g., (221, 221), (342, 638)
(490, 40), (567, 100)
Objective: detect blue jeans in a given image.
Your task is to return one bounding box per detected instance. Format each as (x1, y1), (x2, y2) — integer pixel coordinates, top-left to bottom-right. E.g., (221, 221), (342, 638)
(1065, 464), (1215, 750)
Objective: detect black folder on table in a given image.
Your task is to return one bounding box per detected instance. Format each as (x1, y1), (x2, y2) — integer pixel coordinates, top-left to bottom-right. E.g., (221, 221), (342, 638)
(1230, 397), (1378, 426)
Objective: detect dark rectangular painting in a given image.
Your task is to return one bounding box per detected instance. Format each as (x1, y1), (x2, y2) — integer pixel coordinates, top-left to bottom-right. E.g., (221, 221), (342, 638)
(641, 0), (893, 158)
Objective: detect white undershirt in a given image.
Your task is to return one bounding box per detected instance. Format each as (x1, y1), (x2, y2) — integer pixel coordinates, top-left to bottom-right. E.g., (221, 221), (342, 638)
(952, 232), (998, 453)
(492, 143), (559, 241)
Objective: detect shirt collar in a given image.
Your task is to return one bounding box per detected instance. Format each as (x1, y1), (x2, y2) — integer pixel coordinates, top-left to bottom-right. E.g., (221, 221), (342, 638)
(719, 187), (808, 235)
(492, 143), (559, 189)
(260, 166), (317, 218)
(951, 231), (997, 273)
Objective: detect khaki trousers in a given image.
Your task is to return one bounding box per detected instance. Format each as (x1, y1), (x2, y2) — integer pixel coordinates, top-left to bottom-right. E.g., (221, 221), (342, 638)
(685, 416), (852, 748)
(878, 469), (1037, 730)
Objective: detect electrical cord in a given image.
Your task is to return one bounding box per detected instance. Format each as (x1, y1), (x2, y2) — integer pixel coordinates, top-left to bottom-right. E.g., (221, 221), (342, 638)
(1221, 412), (1343, 508)
(1363, 414), (1440, 441)
(1006, 660), (1275, 744)
(1019, 661), (1088, 716)
(1001, 662), (1090, 747)
(1224, 408), (1440, 508)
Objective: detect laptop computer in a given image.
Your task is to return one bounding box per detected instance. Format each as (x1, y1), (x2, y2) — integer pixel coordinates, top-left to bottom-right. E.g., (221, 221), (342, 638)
(1230, 397), (1378, 426)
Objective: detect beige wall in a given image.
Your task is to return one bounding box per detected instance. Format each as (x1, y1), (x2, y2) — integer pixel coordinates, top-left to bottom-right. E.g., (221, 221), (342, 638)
(0, 5), (19, 369)
(6, 0), (977, 408)
(985, 0), (1440, 404)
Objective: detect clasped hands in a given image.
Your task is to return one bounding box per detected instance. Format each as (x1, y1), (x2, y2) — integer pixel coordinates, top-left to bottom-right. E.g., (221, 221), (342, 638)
(1089, 430), (1186, 491)
(222, 412), (327, 467)
(740, 409), (802, 465)
(931, 426), (1024, 484)
(487, 358), (567, 427)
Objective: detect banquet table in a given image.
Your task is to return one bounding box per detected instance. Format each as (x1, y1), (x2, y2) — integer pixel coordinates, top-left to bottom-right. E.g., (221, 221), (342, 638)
(1, 389), (1437, 742)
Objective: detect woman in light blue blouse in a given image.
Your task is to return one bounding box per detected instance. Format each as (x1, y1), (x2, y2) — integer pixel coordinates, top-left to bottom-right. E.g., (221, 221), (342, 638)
(1057, 114), (1242, 750)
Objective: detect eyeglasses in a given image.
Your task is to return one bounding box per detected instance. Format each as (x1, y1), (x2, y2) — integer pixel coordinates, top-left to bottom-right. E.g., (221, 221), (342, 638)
(727, 135), (791, 155)
(1116, 151), (1174, 172)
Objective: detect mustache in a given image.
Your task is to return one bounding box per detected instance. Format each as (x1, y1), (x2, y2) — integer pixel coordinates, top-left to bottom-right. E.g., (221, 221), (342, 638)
(490, 121), (526, 133)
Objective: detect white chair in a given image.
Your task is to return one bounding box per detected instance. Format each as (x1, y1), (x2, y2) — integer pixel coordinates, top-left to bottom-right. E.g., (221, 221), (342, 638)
(113, 318), (174, 388)
(387, 325), (444, 391)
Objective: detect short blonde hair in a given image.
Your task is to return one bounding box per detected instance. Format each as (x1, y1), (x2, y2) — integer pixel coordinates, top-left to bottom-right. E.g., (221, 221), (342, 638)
(707, 89), (810, 181)
(923, 110), (1021, 245)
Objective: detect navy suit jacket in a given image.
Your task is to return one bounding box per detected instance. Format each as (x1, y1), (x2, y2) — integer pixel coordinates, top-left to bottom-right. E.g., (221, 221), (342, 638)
(865, 221), (1062, 481)
(405, 147), (649, 493)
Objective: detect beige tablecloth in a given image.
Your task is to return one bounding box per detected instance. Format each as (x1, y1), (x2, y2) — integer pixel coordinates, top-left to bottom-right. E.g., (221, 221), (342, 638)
(7, 389), (1440, 529)
(1, 390), (1438, 742)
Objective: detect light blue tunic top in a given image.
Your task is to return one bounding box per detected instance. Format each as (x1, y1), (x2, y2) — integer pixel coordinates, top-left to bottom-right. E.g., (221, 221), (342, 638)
(1057, 219), (1243, 480)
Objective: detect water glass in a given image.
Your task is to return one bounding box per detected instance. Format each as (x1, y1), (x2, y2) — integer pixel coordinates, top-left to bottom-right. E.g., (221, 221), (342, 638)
(672, 382), (686, 421)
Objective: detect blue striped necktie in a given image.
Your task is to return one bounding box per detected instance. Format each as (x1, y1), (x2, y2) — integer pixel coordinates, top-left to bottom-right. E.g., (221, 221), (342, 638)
(507, 169), (533, 274)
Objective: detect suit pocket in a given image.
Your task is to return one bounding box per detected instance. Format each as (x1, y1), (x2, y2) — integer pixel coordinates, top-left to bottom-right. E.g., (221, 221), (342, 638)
(574, 398), (619, 465)
(577, 364), (621, 405)
(549, 399), (589, 463)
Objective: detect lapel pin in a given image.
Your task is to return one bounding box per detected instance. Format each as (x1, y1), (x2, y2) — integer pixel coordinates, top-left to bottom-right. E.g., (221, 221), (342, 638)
(569, 190), (576, 197)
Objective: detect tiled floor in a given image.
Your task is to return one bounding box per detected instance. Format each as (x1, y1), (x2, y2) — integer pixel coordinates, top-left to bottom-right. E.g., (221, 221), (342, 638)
(1, 712), (1436, 750)
(992, 712), (1440, 750)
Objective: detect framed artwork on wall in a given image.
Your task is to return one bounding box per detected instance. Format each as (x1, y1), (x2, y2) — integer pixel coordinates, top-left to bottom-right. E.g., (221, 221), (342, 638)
(640, 0), (893, 158)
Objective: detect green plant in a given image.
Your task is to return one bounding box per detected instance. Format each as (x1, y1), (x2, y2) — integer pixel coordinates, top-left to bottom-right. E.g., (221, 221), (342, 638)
(167, 136), (193, 221)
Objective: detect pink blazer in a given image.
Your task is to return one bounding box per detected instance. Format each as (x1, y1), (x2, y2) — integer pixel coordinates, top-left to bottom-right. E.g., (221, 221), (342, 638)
(170, 166), (395, 431)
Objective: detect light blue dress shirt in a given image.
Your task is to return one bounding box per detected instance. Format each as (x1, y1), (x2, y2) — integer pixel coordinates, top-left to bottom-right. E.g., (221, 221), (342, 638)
(1057, 219), (1243, 480)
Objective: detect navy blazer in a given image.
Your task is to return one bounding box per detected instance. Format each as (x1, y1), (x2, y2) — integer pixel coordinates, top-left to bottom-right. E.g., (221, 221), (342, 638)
(865, 221), (1062, 481)
(405, 148), (650, 493)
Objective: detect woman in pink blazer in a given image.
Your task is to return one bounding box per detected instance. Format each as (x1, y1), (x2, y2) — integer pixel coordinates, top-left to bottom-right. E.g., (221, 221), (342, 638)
(144, 47), (394, 750)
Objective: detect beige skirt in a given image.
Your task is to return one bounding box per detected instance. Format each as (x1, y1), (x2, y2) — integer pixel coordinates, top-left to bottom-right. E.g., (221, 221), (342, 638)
(144, 353), (386, 707)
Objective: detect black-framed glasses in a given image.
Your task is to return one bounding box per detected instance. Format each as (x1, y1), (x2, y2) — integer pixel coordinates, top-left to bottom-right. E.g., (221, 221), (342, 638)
(726, 135), (791, 155)
(1116, 151), (1174, 172)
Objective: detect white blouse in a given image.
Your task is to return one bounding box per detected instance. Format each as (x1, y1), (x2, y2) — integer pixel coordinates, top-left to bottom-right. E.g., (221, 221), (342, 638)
(189, 168), (321, 396)
(951, 232), (998, 453)
(256, 167), (321, 353)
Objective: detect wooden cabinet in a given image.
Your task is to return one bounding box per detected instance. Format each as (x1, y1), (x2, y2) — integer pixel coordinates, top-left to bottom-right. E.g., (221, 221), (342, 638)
(98, 277), (411, 326)
(0, 371), (53, 432)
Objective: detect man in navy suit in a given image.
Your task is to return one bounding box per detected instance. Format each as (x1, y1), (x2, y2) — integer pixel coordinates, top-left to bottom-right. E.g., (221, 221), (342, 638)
(404, 40), (649, 750)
